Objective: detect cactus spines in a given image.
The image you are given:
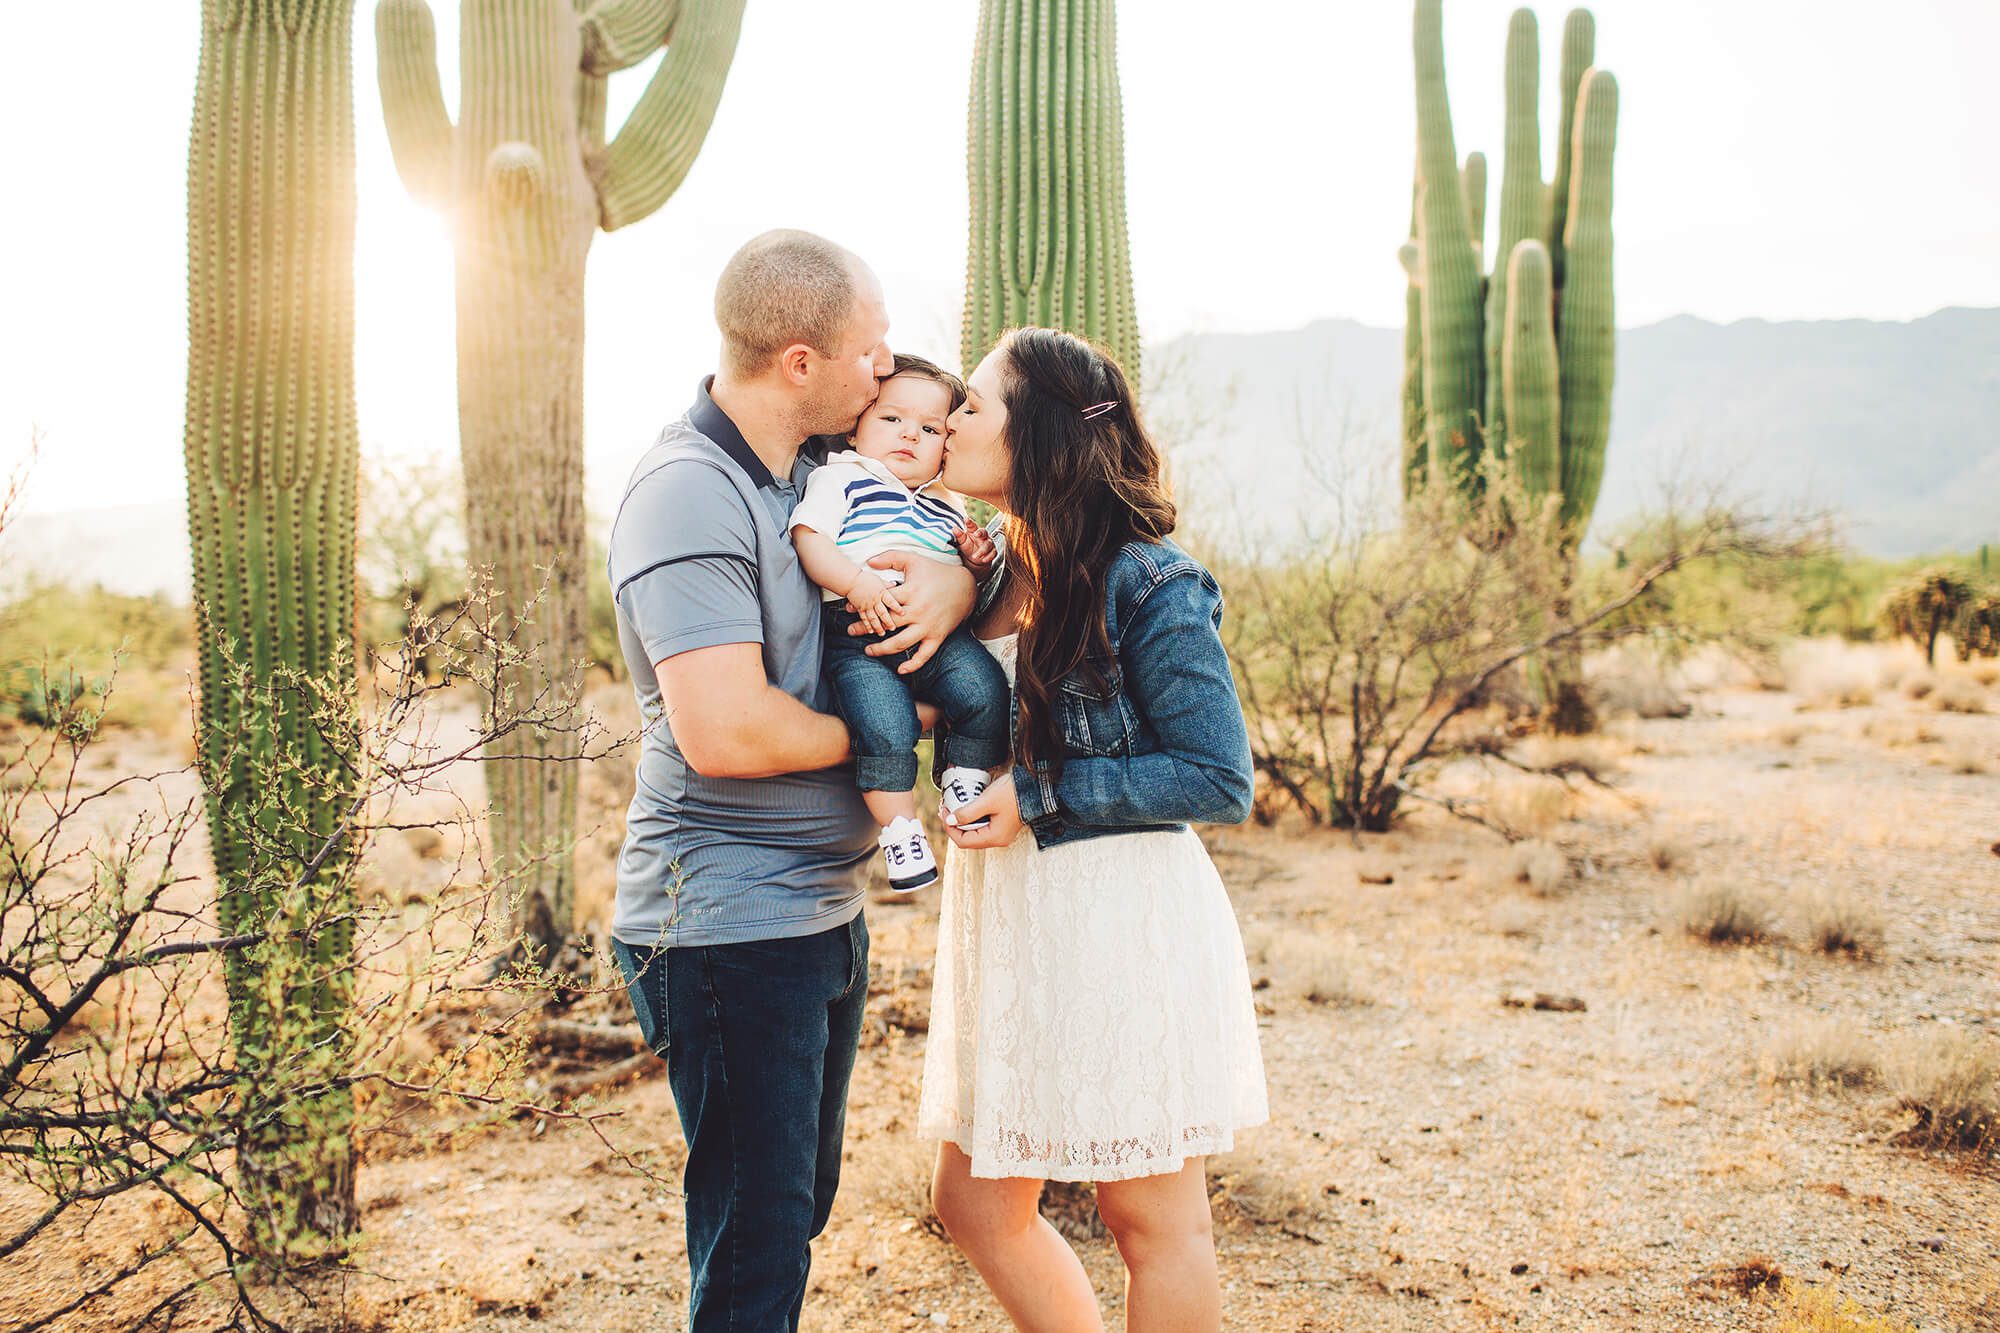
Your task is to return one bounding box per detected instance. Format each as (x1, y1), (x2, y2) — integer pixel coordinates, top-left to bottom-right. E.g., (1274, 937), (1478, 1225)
(1413, 0), (1486, 480)
(375, 0), (746, 968)
(963, 0), (1140, 379)
(1501, 240), (1560, 499)
(1556, 68), (1616, 532)
(185, 0), (361, 1252)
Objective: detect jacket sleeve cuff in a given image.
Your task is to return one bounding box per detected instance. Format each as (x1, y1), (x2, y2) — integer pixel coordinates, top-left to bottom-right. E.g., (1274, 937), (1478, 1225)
(1011, 761), (1064, 840)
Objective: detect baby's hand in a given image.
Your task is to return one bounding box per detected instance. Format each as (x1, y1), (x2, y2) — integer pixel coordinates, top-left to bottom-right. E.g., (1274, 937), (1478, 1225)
(954, 522), (998, 577)
(845, 570), (906, 637)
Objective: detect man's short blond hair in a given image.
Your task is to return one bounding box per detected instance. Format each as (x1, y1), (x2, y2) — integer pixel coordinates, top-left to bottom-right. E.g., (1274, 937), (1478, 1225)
(715, 229), (859, 378)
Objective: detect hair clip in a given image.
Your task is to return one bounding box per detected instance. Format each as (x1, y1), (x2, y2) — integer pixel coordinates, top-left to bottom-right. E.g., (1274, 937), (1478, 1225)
(1080, 400), (1119, 420)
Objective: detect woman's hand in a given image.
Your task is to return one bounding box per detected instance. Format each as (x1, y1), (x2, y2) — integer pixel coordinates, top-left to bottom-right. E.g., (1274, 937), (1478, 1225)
(850, 553), (975, 674)
(941, 772), (1025, 849)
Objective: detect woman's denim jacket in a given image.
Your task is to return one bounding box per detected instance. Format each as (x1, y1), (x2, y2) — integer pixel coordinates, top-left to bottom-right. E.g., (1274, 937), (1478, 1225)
(964, 527), (1254, 850)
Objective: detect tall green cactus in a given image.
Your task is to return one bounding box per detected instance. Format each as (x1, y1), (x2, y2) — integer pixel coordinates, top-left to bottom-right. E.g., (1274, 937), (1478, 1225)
(1400, 0), (1618, 543)
(185, 0), (361, 1252)
(375, 0), (746, 967)
(963, 0), (1140, 379)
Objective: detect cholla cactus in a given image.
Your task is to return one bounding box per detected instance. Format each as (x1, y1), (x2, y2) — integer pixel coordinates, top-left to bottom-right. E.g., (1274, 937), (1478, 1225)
(374, 0), (746, 965)
(184, 0), (361, 1253)
(963, 0), (1140, 379)
(1401, 1), (1618, 540)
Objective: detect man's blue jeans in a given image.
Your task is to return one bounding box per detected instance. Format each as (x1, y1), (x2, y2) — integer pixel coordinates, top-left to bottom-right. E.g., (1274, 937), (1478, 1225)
(821, 605), (1010, 792)
(612, 913), (869, 1332)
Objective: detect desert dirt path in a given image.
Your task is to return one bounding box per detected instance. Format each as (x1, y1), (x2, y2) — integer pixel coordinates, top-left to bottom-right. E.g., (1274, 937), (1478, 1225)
(3, 674), (1995, 1331)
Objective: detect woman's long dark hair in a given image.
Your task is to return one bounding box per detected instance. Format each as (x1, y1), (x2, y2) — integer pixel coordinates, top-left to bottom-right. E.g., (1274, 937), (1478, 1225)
(999, 327), (1176, 778)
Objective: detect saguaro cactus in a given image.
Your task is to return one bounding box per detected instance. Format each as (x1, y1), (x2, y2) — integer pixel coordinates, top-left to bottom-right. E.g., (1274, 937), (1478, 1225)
(1399, 0), (1618, 539)
(963, 0), (1140, 379)
(185, 0), (361, 1252)
(375, 0), (746, 967)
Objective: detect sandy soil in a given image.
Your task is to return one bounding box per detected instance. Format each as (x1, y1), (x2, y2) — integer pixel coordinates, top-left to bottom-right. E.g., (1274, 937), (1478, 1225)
(3, 654), (1997, 1332)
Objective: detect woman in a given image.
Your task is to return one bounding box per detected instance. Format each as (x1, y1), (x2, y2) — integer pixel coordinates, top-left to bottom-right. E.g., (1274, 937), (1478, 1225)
(917, 327), (1268, 1331)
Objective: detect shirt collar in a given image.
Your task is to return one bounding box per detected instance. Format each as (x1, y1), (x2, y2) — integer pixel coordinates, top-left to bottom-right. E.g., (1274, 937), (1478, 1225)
(690, 375), (783, 489)
(825, 447), (948, 500)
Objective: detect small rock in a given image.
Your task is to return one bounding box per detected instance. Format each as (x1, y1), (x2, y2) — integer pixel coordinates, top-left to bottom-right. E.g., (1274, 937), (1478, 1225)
(1510, 1262), (1529, 1276)
(1918, 1234), (1945, 1252)
(930, 1314), (950, 1327)
(1501, 990), (1587, 1012)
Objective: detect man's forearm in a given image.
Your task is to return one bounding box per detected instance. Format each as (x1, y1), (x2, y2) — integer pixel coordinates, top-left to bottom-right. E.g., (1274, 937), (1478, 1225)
(689, 685), (850, 779)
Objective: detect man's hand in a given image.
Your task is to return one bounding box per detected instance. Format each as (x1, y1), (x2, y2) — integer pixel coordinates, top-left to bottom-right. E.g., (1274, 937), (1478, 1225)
(953, 522), (998, 579)
(849, 552), (974, 675)
(843, 569), (904, 637)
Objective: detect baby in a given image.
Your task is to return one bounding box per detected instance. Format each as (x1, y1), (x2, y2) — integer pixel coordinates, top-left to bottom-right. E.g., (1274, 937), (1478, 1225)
(789, 354), (1010, 892)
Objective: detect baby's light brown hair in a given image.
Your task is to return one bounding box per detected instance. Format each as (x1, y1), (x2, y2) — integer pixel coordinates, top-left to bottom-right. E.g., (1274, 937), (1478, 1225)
(878, 353), (966, 415)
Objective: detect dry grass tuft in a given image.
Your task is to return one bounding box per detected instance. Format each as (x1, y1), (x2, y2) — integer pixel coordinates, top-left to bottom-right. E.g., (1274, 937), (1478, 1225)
(1898, 669), (1937, 700)
(1800, 886), (1886, 959)
(1675, 877), (1776, 946)
(1486, 775), (1570, 837)
(1886, 1029), (2000, 1152)
(1644, 830), (1688, 873)
(1773, 1278), (1919, 1332)
(1927, 675), (1991, 714)
(1934, 741), (1993, 776)
(1761, 1019), (1879, 1090)
(1697, 1255), (1786, 1298)
(1766, 720), (1809, 747)
(849, 1136), (949, 1241)
(1861, 716), (1940, 748)
(1268, 935), (1368, 1007)
(1491, 838), (1570, 896)
(1967, 659), (2000, 688)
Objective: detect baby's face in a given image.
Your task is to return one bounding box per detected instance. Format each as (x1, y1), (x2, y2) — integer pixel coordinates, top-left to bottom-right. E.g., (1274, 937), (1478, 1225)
(849, 374), (953, 489)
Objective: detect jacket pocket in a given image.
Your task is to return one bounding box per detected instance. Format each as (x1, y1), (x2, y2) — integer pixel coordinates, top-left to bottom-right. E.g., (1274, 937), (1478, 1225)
(1056, 654), (1136, 756)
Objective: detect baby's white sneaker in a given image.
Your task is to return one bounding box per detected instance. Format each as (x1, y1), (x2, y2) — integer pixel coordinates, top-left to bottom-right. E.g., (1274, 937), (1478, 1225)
(938, 765), (992, 831)
(880, 815), (939, 893)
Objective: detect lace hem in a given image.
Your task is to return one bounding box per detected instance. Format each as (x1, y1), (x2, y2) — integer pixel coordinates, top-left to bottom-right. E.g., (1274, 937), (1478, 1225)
(917, 1108), (1269, 1182)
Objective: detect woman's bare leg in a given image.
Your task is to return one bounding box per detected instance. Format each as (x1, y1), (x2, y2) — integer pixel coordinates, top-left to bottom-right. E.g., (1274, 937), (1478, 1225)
(1093, 1159), (1219, 1332)
(932, 1142), (1103, 1331)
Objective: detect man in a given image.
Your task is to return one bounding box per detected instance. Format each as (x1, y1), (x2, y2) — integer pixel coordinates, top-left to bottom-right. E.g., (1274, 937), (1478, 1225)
(605, 229), (974, 1331)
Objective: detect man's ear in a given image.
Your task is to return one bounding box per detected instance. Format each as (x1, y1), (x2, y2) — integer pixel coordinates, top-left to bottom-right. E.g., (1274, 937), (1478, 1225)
(777, 342), (815, 386)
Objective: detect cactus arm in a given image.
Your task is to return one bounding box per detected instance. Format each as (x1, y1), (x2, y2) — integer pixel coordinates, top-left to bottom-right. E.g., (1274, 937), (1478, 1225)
(1484, 6), (1541, 447)
(1556, 68), (1617, 537)
(596, 0), (747, 230)
(374, 0), (455, 208)
(1413, 0), (1484, 479)
(1547, 8), (1595, 287)
(1462, 151), (1487, 260)
(1501, 239), (1560, 498)
(1400, 234), (1428, 499)
(580, 0), (678, 75)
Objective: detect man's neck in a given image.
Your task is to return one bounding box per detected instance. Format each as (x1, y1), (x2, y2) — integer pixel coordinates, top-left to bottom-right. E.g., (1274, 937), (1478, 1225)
(710, 375), (807, 481)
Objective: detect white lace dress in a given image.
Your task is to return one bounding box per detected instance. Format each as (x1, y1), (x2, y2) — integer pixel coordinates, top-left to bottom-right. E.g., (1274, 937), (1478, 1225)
(917, 632), (1269, 1181)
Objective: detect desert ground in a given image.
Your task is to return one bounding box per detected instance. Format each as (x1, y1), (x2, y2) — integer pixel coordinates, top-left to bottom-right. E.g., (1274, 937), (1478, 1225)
(3, 638), (1996, 1332)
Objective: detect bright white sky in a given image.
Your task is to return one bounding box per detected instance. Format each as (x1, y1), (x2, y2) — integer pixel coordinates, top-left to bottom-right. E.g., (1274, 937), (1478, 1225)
(4, 0), (1997, 517)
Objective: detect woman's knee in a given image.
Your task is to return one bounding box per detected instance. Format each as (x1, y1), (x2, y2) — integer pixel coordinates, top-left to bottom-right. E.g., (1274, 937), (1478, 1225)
(932, 1157), (1038, 1249)
(1095, 1172), (1213, 1256)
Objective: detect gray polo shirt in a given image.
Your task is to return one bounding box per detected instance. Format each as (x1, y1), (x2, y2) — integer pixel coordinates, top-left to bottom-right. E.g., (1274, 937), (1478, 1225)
(606, 379), (875, 949)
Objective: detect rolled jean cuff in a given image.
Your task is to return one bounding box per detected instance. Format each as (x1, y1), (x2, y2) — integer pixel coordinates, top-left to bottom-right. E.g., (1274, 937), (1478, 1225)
(939, 733), (1008, 772)
(854, 751), (920, 793)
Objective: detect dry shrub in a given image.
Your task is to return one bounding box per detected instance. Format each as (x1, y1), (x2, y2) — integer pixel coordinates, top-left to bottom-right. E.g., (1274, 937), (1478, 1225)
(1766, 720), (1809, 747)
(1774, 1279), (1919, 1333)
(1861, 716), (1939, 748)
(1967, 659), (2000, 688)
(1899, 669), (1937, 700)
(1268, 935), (1367, 1006)
(850, 1136), (949, 1241)
(1886, 1029), (2000, 1151)
(1782, 639), (1876, 709)
(1675, 877), (1776, 945)
(1935, 742), (1992, 776)
(1487, 774), (1570, 836)
(1644, 830), (1687, 872)
(1800, 886), (1886, 958)
(1761, 1019), (1879, 1090)
(1514, 733), (1626, 781)
(1485, 838), (1570, 895)
(1927, 674), (1990, 714)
